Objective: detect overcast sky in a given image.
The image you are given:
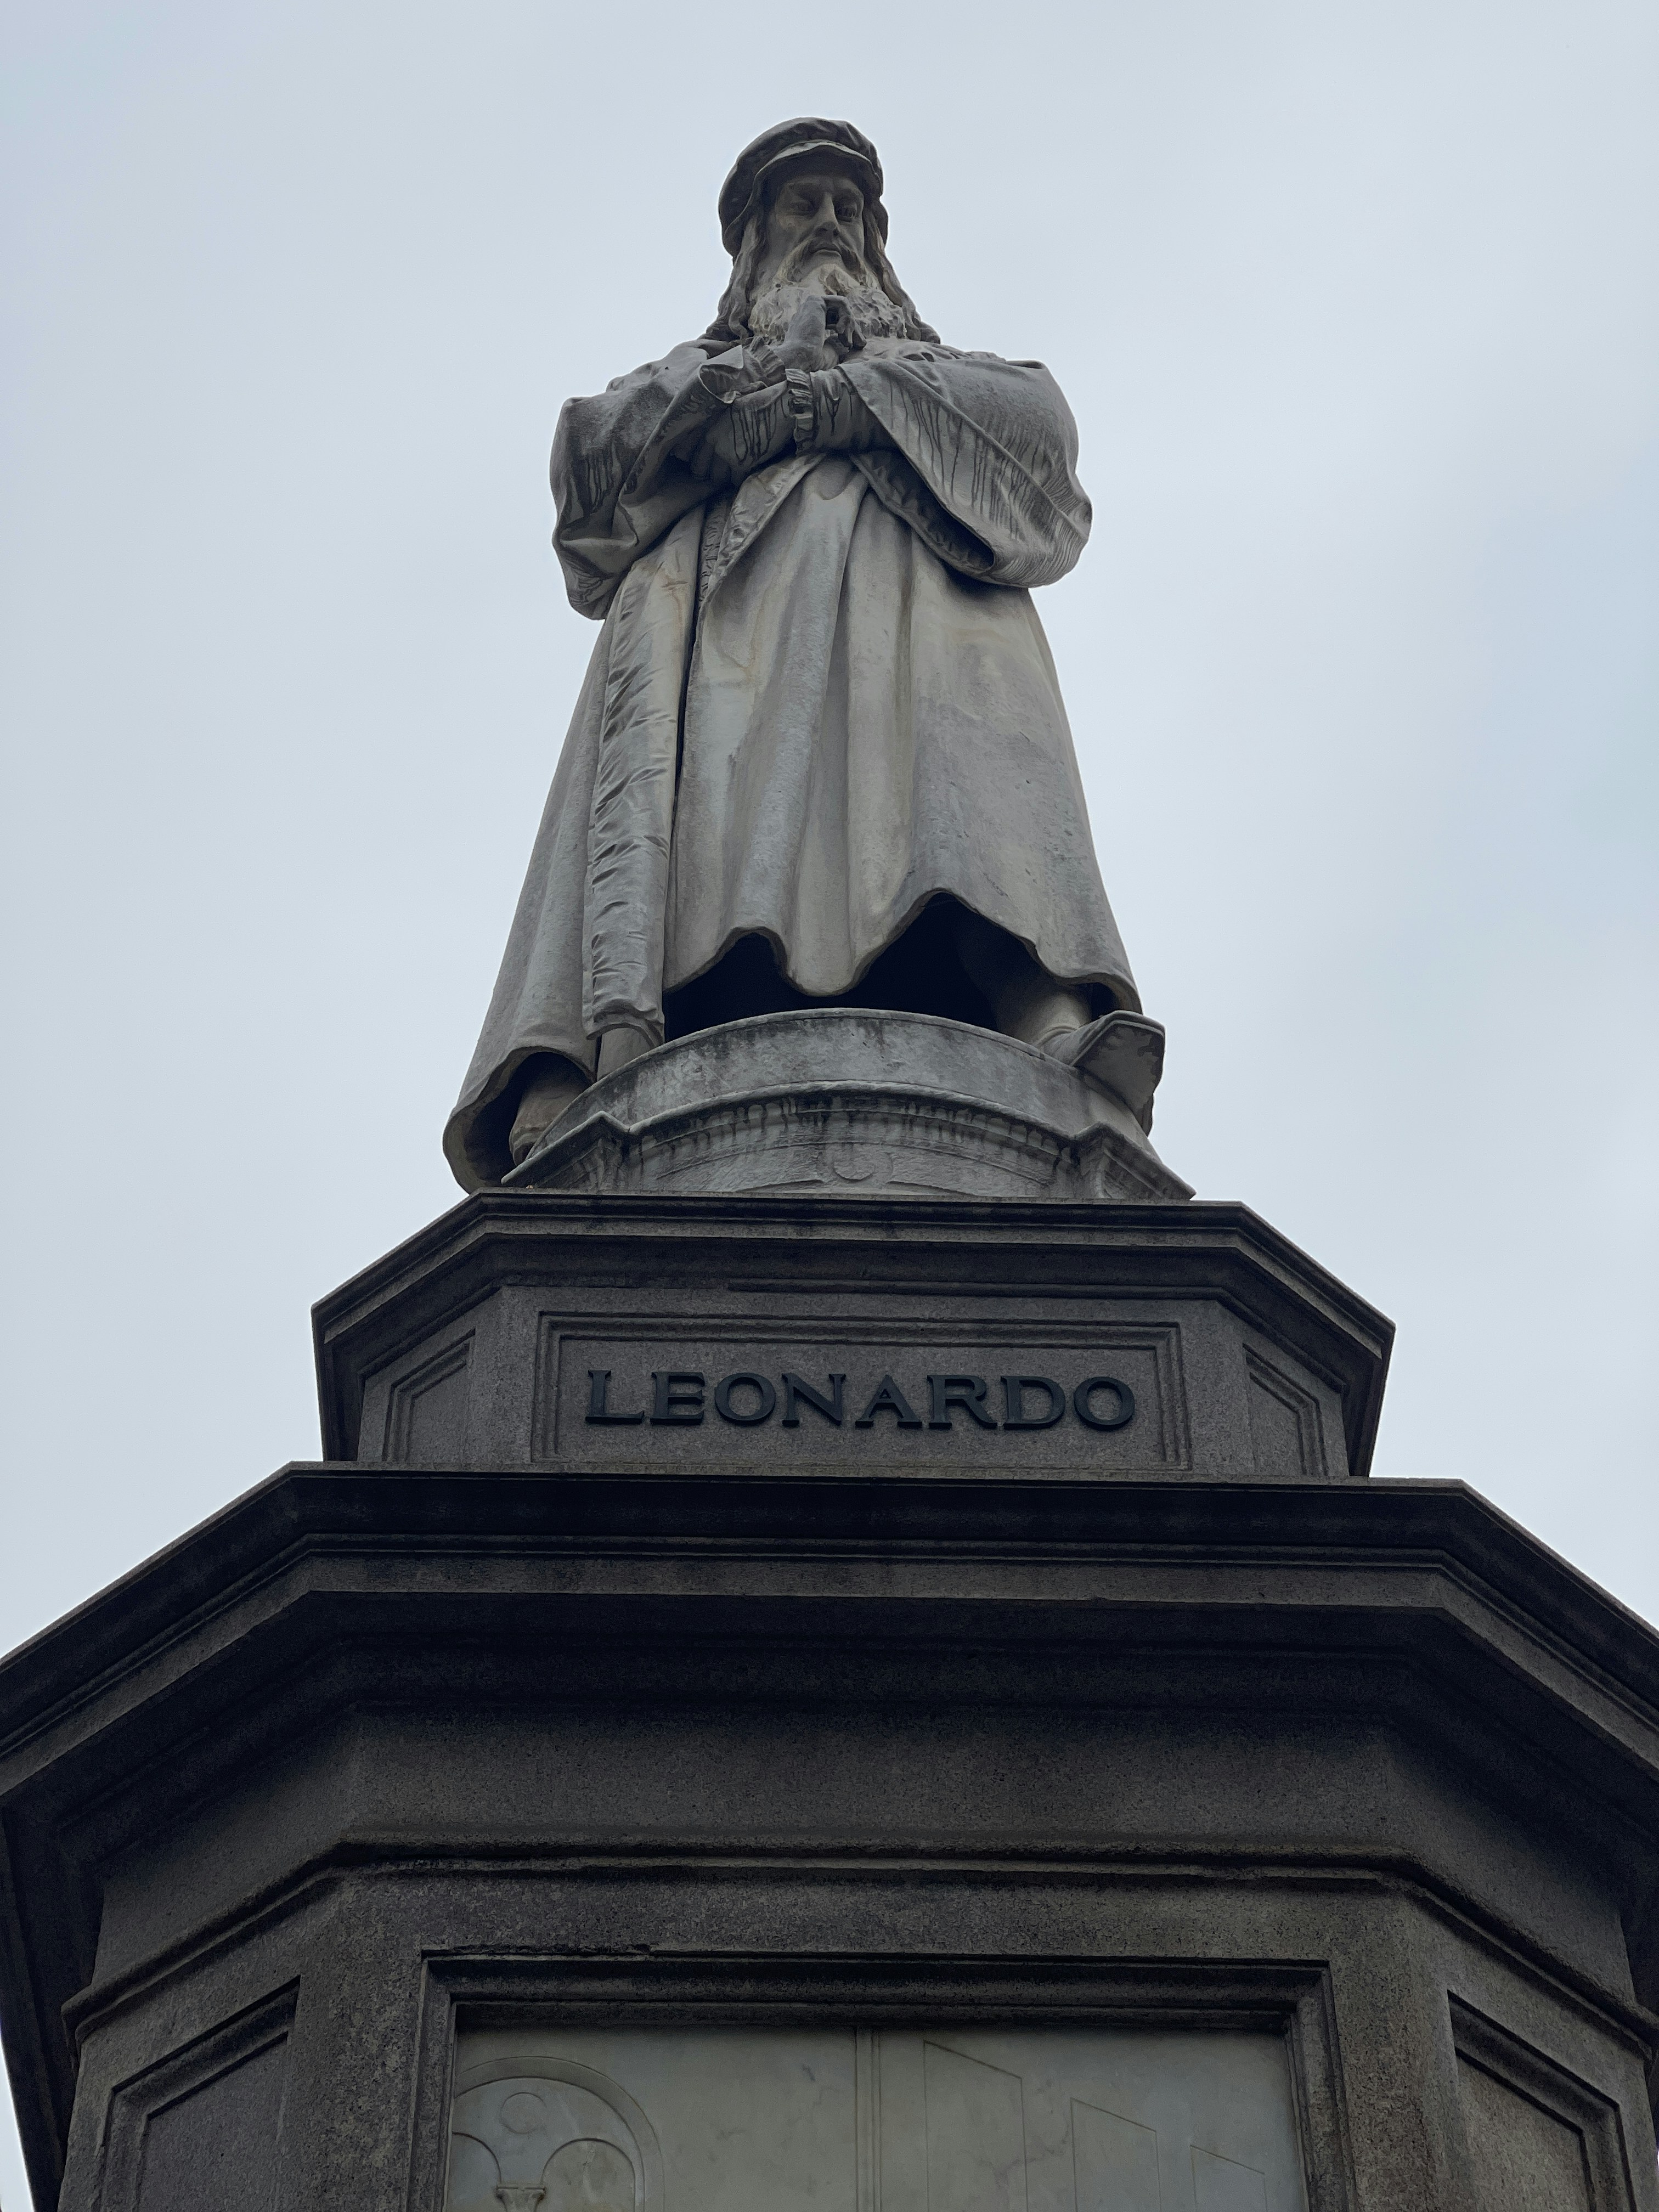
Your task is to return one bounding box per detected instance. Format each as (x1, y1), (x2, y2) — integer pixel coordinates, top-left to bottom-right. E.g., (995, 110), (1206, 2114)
(3, 1), (1658, 2198)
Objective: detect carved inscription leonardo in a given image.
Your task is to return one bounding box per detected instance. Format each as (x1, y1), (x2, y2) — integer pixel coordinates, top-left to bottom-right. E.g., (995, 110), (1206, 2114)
(584, 1365), (1135, 1434)
(534, 1317), (1191, 1468)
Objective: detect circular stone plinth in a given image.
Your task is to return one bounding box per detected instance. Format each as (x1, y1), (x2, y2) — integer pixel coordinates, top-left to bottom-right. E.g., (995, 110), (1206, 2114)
(505, 1009), (1191, 1204)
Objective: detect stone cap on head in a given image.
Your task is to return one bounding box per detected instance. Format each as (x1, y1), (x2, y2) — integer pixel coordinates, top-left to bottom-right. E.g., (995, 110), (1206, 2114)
(719, 117), (887, 253)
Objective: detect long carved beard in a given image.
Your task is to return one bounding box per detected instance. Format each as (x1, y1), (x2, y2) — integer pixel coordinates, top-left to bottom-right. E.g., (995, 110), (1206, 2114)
(746, 266), (912, 354)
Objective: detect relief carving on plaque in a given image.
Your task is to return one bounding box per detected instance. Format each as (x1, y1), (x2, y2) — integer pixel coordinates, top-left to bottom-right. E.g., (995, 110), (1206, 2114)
(446, 2058), (663, 2212)
(445, 2027), (1305, 2212)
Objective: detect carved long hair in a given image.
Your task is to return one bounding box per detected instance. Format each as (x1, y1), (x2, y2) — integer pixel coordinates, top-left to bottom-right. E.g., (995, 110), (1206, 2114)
(706, 206), (939, 346)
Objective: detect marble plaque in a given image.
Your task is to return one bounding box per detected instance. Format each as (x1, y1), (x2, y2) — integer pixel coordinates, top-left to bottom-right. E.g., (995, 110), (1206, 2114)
(447, 2026), (1306, 2212)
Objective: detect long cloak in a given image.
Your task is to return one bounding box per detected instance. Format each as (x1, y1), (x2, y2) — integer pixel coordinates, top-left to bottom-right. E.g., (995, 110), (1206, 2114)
(444, 335), (1139, 1189)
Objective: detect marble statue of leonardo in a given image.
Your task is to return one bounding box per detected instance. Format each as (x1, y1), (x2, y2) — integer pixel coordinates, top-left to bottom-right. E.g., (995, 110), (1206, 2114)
(445, 118), (1152, 1189)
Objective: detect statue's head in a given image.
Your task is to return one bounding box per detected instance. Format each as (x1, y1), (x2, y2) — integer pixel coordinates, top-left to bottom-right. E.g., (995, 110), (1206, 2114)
(710, 118), (938, 349)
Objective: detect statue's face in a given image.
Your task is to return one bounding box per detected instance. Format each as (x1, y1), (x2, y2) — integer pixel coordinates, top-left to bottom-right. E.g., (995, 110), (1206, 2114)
(754, 166), (869, 291)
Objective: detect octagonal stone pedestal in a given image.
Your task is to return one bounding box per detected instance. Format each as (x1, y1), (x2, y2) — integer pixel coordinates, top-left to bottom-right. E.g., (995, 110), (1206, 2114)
(1, 1193), (1657, 2212)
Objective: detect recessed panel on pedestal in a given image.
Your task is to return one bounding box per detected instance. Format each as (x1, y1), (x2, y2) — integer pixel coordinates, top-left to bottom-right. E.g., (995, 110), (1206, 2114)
(536, 1316), (1189, 1470)
(446, 2028), (1306, 2212)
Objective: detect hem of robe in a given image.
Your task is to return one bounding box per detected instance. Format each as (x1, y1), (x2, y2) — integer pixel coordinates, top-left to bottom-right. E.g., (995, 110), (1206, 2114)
(663, 889), (1143, 1017)
(445, 885), (1143, 1190)
(442, 1041), (590, 1193)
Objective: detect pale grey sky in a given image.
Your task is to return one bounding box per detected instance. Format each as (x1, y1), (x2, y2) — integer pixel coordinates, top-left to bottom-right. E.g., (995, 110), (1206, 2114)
(3, 2), (1657, 2199)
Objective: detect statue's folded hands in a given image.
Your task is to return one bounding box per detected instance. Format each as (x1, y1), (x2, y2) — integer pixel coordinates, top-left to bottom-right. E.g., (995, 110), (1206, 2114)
(675, 382), (795, 487)
(788, 367), (889, 454)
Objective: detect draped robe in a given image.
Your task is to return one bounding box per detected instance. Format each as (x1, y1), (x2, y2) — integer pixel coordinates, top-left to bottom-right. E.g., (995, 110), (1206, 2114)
(444, 332), (1139, 1189)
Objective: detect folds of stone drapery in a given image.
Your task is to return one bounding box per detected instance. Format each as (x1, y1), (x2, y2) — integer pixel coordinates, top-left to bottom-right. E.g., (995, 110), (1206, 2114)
(581, 508), (702, 1041)
(448, 340), (1117, 1190)
(441, 516), (701, 1191)
(842, 351), (1092, 588)
(549, 339), (1094, 615)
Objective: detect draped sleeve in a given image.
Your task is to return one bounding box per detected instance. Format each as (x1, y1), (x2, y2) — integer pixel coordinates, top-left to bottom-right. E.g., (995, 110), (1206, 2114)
(839, 347), (1092, 590)
(551, 339), (746, 617)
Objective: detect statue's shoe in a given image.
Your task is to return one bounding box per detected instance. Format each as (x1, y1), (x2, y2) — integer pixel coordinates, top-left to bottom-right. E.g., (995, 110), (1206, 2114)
(1043, 1011), (1166, 1131)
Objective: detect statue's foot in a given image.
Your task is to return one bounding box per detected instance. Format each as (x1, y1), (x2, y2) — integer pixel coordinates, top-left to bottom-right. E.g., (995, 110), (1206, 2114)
(596, 1023), (658, 1079)
(508, 1056), (589, 1166)
(1042, 1011), (1165, 1131)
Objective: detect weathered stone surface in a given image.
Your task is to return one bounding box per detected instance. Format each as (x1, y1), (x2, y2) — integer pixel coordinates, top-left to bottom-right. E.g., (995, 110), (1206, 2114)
(312, 1194), (1387, 1482)
(507, 1011), (1188, 1205)
(3, 1466), (1659, 2210)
